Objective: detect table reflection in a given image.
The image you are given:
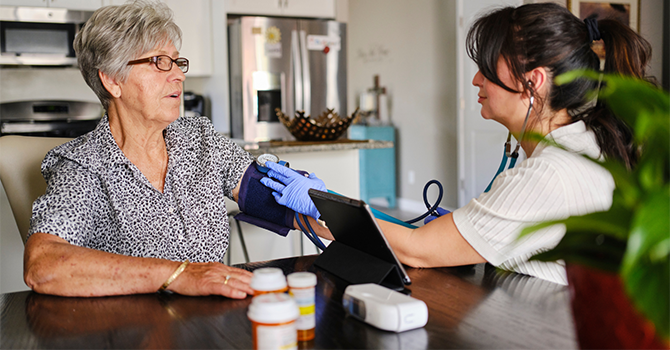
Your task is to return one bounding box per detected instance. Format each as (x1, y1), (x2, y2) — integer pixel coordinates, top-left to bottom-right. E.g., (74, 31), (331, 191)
(25, 292), (252, 349)
(0, 257), (577, 349)
(458, 265), (577, 349)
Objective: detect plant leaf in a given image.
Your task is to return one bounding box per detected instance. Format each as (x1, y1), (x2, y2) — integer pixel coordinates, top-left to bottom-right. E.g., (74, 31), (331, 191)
(620, 188), (670, 340)
(622, 188), (670, 275)
(621, 258), (670, 340)
(530, 232), (625, 272)
(520, 205), (632, 241)
(556, 71), (670, 145)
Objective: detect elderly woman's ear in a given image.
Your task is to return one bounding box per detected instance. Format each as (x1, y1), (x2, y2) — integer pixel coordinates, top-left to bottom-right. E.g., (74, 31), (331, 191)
(99, 70), (121, 98)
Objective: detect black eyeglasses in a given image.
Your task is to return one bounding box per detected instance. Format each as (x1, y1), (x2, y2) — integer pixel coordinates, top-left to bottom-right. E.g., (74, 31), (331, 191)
(127, 55), (189, 73)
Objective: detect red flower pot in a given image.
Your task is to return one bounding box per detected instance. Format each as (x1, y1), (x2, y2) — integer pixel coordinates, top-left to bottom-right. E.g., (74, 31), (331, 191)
(566, 264), (668, 349)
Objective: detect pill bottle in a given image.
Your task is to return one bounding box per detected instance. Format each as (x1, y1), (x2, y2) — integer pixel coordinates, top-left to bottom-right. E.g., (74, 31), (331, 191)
(248, 293), (299, 350)
(251, 267), (288, 295)
(287, 272), (317, 341)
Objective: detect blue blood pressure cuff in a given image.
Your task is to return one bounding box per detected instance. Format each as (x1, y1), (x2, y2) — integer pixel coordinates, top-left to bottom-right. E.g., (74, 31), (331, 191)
(235, 163), (295, 237)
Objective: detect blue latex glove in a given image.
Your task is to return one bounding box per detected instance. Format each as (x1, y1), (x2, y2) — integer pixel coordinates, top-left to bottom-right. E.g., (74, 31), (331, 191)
(259, 161), (327, 220)
(423, 207), (451, 225)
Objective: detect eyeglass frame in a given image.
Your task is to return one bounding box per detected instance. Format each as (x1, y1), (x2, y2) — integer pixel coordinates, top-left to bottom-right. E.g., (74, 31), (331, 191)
(127, 55), (189, 73)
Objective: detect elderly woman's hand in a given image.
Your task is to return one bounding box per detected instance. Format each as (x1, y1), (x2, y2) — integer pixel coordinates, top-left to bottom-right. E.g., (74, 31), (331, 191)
(167, 262), (254, 299)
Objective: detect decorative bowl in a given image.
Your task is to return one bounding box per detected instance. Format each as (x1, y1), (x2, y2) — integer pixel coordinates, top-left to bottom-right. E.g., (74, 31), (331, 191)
(275, 108), (359, 142)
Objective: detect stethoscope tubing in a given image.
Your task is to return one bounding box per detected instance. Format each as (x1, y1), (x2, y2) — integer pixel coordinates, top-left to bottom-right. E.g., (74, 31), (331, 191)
(485, 94), (534, 192)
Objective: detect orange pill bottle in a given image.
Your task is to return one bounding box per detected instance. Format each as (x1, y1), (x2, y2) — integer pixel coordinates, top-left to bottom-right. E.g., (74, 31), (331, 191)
(248, 293), (299, 350)
(287, 272), (317, 341)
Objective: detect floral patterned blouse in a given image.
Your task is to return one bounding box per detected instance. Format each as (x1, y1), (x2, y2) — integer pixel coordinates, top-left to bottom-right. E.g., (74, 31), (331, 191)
(29, 115), (253, 263)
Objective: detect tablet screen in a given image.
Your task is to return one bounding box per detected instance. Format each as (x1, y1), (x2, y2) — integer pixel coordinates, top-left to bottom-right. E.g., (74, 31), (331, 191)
(309, 189), (411, 285)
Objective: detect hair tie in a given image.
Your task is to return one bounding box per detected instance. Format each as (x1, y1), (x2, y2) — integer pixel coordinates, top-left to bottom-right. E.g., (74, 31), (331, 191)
(584, 15), (601, 42)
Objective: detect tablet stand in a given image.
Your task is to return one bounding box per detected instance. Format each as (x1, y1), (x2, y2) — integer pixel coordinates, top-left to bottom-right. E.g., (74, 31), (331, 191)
(314, 241), (405, 291)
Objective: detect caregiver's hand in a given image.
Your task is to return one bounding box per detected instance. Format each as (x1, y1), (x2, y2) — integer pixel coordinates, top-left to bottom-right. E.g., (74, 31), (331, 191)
(259, 161), (326, 219)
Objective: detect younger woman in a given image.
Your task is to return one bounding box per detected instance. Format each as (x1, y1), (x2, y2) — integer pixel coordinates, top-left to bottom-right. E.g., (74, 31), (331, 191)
(262, 3), (653, 284)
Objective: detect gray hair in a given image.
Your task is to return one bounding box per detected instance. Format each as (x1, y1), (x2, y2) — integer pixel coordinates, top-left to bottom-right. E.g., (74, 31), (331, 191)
(73, 0), (182, 110)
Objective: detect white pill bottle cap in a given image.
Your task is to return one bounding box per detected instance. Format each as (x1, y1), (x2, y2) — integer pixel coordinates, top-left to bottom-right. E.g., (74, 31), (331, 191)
(251, 267), (287, 292)
(248, 293), (299, 324)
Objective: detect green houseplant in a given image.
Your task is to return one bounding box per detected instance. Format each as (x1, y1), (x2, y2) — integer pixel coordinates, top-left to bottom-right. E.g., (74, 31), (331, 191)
(520, 70), (669, 348)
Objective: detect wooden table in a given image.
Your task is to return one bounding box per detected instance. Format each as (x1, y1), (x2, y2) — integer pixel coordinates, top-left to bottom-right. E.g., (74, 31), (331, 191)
(0, 256), (577, 349)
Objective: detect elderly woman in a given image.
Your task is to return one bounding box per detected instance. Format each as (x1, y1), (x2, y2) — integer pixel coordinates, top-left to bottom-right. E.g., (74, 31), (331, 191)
(23, 0), (260, 298)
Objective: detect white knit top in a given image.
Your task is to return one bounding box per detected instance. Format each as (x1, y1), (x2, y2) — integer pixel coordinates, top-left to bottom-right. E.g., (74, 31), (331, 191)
(452, 121), (614, 285)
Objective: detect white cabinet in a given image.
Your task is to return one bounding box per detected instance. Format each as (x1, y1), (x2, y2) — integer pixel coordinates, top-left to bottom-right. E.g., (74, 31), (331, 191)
(225, 0), (335, 18)
(47, 0), (101, 10)
(224, 0), (282, 16)
(99, 0), (213, 76)
(163, 0), (213, 76)
(1, 0), (103, 11)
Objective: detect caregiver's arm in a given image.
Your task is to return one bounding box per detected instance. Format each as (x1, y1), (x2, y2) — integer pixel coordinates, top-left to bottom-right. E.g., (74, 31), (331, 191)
(377, 213), (486, 268)
(289, 209), (483, 267)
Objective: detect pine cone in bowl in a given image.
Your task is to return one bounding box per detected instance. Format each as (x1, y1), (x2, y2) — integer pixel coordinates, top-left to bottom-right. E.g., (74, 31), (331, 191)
(275, 108), (359, 141)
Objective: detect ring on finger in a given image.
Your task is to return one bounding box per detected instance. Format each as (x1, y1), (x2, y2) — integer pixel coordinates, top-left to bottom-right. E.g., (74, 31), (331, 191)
(224, 275), (231, 285)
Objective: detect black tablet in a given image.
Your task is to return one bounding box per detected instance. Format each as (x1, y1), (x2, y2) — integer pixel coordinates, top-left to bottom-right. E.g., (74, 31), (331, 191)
(308, 189), (411, 286)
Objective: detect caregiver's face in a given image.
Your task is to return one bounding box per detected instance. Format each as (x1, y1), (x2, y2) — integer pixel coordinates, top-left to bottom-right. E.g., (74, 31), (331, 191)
(472, 57), (528, 132)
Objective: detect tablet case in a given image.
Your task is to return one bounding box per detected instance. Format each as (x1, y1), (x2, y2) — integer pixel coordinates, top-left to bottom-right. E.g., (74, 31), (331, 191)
(308, 189), (409, 291)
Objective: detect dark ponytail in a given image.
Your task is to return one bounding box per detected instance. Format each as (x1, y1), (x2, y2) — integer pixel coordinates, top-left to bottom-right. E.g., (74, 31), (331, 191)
(466, 3), (653, 169)
(584, 19), (653, 169)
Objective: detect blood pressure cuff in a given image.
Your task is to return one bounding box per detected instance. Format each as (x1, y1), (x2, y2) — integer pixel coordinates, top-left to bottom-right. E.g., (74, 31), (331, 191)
(235, 164), (295, 237)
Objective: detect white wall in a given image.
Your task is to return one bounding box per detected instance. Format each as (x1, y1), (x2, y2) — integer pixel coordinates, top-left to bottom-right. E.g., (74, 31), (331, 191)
(347, 0), (459, 211)
(637, 0), (665, 82)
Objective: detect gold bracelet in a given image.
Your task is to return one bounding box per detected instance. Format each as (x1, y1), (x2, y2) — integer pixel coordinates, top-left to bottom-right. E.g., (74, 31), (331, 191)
(159, 260), (189, 291)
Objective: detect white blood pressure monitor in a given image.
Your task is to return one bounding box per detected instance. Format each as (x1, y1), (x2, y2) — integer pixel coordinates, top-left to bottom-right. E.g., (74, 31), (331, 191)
(343, 283), (428, 332)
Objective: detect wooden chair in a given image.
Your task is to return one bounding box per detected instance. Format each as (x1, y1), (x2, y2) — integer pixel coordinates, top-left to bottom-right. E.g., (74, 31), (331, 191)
(0, 135), (72, 243)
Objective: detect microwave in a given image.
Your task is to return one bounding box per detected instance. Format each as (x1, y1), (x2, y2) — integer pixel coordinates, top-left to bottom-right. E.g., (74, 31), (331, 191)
(0, 6), (92, 66)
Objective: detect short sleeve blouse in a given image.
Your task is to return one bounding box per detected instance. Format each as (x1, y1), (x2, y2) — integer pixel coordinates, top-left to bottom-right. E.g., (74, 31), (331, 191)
(28, 115), (254, 263)
(452, 121), (615, 285)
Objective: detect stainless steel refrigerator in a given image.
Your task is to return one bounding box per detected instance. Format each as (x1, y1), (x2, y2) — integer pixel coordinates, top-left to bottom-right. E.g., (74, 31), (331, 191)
(228, 16), (347, 141)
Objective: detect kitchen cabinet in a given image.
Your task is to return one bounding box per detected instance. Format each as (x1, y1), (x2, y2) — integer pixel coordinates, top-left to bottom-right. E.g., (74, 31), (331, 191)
(1, 0), (102, 11)
(348, 125), (397, 208)
(225, 0), (335, 19)
(163, 0), (213, 76)
(100, 0), (213, 77)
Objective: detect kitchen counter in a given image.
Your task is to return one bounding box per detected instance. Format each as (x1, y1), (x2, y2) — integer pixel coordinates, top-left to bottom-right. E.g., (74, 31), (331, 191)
(230, 138), (393, 156)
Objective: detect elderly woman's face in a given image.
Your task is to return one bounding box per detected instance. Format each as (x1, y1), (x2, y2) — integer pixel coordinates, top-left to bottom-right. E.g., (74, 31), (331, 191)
(118, 41), (185, 125)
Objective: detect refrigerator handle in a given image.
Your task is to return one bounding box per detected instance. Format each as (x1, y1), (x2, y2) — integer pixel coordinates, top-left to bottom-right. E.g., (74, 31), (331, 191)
(299, 29), (311, 116)
(291, 30), (303, 112)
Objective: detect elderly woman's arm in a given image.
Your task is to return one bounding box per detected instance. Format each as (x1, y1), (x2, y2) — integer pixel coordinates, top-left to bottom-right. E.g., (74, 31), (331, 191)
(24, 232), (253, 298)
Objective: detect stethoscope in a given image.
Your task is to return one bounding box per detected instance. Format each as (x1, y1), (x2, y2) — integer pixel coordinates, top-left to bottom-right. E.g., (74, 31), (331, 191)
(484, 89), (535, 192)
